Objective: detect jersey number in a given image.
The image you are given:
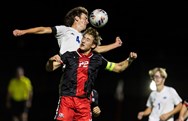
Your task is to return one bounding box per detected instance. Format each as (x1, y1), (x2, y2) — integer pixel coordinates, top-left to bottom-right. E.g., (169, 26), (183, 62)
(79, 61), (89, 67)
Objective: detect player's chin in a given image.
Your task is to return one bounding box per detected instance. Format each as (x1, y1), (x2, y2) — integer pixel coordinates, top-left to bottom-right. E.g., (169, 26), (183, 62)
(83, 25), (87, 30)
(79, 46), (84, 50)
(80, 46), (88, 51)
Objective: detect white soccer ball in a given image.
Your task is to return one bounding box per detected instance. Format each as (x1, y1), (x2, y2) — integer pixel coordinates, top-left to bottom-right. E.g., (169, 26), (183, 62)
(89, 9), (108, 28)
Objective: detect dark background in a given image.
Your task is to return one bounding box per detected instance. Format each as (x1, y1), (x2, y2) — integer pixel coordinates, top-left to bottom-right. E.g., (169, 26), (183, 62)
(1, 0), (188, 121)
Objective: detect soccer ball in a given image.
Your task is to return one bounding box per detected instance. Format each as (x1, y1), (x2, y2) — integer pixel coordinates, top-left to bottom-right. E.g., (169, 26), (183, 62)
(89, 9), (108, 28)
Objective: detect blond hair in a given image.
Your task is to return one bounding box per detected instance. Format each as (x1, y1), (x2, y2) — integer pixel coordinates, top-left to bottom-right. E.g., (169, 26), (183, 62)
(83, 27), (102, 46)
(149, 67), (168, 80)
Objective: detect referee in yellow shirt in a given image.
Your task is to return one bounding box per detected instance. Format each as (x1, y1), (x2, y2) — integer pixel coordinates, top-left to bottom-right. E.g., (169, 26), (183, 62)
(6, 66), (33, 121)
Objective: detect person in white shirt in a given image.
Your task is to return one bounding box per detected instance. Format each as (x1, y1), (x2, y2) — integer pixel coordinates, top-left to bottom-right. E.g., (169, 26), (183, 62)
(137, 67), (182, 121)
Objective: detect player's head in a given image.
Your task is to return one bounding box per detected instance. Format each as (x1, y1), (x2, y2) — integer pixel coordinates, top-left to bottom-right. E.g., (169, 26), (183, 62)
(149, 67), (167, 85)
(80, 27), (102, 51)
(64, 6), (89, 27)
(16, 66), (24, 78)
(149, 67), (167, 79)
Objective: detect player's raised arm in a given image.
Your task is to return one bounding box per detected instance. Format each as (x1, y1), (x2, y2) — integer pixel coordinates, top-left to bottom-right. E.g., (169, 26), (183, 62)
(13, 27), (52, 36)
(106, 52), (137, 73)
(94, 36), (123, 53)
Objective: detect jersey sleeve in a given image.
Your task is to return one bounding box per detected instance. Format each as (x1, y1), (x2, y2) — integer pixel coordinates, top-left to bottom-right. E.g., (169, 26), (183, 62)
(53, 25), (66, 37)
(25, 77), (33, 92)
(51, 27), (57, 35)
(170, 87), (182, 105)
(60, 51), (69, 64)
(101, 56), (108, 69)
(146, 92), (153, 108)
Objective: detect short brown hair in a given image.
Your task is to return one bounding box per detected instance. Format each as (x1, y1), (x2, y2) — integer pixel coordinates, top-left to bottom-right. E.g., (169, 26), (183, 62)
(64, 6), (88, 27)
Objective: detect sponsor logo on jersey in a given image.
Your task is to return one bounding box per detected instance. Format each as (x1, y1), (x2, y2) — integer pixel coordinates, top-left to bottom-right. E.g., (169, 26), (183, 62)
(58, 113), (64, 118)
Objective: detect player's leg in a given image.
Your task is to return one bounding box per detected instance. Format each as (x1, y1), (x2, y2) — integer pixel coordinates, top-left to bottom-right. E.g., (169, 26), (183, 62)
(54, 96), (74, 121)
(74, 97), (91, 121)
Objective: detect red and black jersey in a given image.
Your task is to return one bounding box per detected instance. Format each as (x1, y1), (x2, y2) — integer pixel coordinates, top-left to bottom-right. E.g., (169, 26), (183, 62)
(59, 49), (107, 97)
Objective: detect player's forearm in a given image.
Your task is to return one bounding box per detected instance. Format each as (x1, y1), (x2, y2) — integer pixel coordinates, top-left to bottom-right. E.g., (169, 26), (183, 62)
(113, 58), (133, 73)
(143, 107), (152, 116)
(184, 110), (188, 119)
(23, 27), (52, 34)
(116, 60), (129, 73)
(29, 91), (33, 101)
(46, 60), (61, 71)
(27, 92), (33, 103)
(114, 52), (137, 73)
(179, 105), (187, 119)
(168, 103), (182, 117)
(94, 43), (119, 53)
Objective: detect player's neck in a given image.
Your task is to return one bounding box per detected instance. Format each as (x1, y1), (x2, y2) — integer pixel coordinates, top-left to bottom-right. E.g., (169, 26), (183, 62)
(79, 49), (92, 55)
(156, 85), (164, 92)
(72, 23), (82, 32)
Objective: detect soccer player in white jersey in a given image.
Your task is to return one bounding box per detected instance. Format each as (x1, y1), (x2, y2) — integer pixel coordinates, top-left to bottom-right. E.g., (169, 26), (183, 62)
(12, 6), (123, 55)
(137, 67), (182, 121)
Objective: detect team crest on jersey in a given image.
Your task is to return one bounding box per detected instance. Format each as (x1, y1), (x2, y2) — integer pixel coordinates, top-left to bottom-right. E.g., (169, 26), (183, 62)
(163, 96), (167, 99)
(58, 113), (64, 118)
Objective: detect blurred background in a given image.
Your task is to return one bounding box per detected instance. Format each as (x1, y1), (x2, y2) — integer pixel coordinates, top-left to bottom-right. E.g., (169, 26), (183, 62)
(1, 0), (188, 121)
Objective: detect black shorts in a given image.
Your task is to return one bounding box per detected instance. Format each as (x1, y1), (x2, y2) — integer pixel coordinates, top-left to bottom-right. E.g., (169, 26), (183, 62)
(10, 99), (28, 116)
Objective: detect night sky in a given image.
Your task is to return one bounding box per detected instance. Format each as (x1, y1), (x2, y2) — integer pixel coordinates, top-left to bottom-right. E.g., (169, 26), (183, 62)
(1, 0), (188, 121)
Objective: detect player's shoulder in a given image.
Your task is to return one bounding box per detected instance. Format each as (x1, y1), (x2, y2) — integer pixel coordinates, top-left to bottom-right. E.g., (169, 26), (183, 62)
(93, 52), (102, 56)
(22, 76), (31, 82)
(54, 25), (68, 31)
(63, 51), (78, 57)
(163, 86), (178, 95)
(165, 86), (175, 91)
(92, 52), (104, 60)
(150, 90), (157, 96)
(9, 78), (16, 84)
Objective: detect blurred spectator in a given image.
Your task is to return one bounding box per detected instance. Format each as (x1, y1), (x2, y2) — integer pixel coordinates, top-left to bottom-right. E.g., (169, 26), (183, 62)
(6, 66), (33, 121)
(114, 79), (125, 121)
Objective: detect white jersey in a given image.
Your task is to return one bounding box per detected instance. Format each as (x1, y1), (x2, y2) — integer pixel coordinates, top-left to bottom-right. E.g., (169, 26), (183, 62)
(146, 86), (182, 121)
(55, 25), (83, 54)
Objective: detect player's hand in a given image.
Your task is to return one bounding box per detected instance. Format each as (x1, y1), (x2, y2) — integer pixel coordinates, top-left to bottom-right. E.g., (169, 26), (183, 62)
(160, 113), (170, 121)
(114, 36), (123, 47)
(129, 52), (137, 60)
(13, 29), (25, 36)
(93, 106), (101, 117)
(49, 54), (62, 63)
(137, 112), (144, 120)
